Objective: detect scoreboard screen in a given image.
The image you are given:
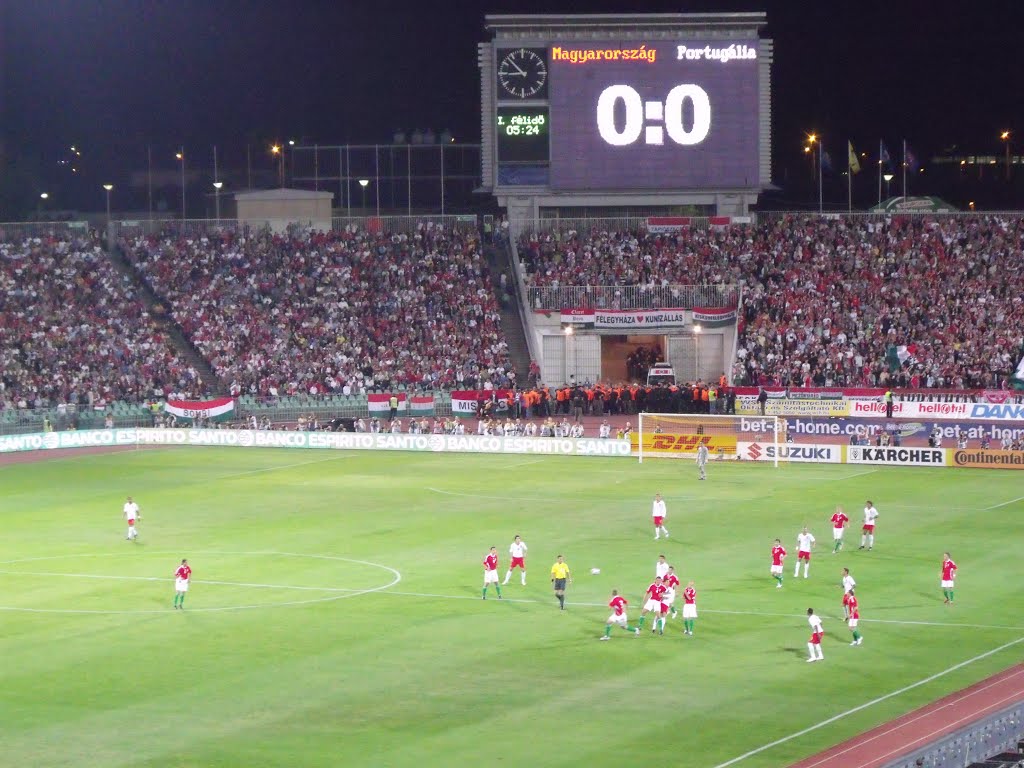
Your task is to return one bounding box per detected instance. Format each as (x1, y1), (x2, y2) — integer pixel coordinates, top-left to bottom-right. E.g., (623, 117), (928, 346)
(496, 106), (550, 163)
(547, 40), (761, 190)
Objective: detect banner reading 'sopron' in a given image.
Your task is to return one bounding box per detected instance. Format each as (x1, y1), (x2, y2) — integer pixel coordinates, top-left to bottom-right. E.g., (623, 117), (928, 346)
(164, 397), (235, 421)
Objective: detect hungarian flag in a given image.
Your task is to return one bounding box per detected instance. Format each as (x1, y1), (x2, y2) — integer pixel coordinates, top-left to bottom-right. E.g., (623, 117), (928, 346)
(1011, 350), (1024, 390)
(164, 397), (235, 422)
(410, 396), (434, 416)
(367, 393), (407, 415)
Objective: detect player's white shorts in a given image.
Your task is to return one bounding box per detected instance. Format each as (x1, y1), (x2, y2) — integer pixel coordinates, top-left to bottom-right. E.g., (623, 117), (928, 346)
(643, 599), (662, 612)
(770, 564), (783, 575)
(682, 603), (697, 619)
(832, 528), (844, 540)
(483, 569), (499, 584)
(175, 578), (189, 592)
(941, 579), (955, 589)
(848, 618), (859, 629)
(607, 613), (628, 626)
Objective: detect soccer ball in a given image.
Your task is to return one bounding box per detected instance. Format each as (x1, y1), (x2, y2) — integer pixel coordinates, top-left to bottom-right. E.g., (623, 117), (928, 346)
(590, 568), (601, 575)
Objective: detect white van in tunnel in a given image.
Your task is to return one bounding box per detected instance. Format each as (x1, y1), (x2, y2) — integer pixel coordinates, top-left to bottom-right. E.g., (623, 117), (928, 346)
(646, 363), (676, 386)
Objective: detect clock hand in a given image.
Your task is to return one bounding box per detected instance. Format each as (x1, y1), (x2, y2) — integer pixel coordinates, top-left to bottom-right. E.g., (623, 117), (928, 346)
(509, 61), (528, 76)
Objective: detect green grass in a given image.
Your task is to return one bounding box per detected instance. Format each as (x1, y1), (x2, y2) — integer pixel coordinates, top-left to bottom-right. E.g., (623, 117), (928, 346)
(2, 447), (1023, 768)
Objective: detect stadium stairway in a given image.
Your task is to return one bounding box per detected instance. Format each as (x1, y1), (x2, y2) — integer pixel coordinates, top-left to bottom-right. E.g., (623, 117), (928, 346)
(105, 243), (223, 395)
(485, 241), (532, 382)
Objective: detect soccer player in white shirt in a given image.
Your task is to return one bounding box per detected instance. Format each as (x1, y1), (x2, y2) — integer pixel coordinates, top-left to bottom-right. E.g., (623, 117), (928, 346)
(651, 493), (669, 540)
(840, 567), (856, 618)
(123, 496), (141, 541)
(696, 443), (709, 480)
(503, 535), (528, 586)
(795, 527), (815, 578)
(599, 420), (611, 439)
(655, 554), (669, 579)
(806, 608), (825, 662)
(859, 501), (879, 550)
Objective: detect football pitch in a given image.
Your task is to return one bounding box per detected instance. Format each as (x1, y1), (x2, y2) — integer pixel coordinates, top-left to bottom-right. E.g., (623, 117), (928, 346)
(3, 447), (1023, 768)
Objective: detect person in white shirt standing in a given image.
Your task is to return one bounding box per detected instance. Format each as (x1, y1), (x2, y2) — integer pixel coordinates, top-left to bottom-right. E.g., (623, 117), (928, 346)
(651, 493), (669, 540)
(696, 443), (709, 480)
(795, 527), (816, 578)
(806, 608), (825, 662)
(123, 496), (141, 541)
(655, 554), (670, 579)
(859, 500), (879, 550)
(840, 567), (856, 618)
(503, 535), (528, 586)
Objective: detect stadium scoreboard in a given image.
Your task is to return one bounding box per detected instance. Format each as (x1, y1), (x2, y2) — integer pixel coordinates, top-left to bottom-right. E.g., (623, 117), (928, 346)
(481, 14), (772, 207)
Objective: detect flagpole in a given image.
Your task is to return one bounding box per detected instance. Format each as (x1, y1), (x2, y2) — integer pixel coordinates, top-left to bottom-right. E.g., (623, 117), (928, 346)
(848, 141), (853, 212)
(902, 139), (907, 199)
(878, 139), (883, 206)
(818, 141), (823, 213)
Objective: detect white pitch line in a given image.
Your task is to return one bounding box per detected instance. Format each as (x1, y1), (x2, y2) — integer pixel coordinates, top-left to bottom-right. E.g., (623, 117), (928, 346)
(214, 454), (353, 480)
(986, 495), (1024, 510)
(499, 458), (547, 469)
(0, 570), (363, 592)
(709, 635), (1024, 768)
(427, 487), (558, 502)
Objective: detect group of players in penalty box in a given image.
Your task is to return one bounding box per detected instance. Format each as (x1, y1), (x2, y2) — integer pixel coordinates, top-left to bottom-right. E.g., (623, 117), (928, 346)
(481, 479), (960, 660)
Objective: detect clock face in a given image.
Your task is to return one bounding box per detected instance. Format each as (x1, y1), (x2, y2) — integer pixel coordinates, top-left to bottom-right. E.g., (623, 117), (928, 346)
(497, 48), (548, 100)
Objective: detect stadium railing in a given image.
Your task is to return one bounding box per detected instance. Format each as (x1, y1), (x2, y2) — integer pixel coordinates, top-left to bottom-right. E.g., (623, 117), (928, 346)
(883, 699), (1024, 768)
(0, 220), (92, 239)
(515, 215), (713, 237)
(525, 284), (738, 311)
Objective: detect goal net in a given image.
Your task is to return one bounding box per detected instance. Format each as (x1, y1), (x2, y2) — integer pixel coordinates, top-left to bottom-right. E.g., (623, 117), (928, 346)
(637, 413), (781, 466)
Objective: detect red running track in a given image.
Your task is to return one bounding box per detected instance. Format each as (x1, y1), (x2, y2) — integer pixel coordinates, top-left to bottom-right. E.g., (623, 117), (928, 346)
(789, 664), (1024, 768)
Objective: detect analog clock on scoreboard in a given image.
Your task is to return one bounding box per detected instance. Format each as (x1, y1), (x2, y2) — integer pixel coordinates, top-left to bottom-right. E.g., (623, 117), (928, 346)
(496, 48), (549, 100)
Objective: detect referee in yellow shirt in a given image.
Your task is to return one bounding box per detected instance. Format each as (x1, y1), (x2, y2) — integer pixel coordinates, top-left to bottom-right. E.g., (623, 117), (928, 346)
(550, 555), (572, 610)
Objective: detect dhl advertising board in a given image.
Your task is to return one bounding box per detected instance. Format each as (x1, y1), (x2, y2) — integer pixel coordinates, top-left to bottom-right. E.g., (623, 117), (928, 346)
(631, 433), (738, 457)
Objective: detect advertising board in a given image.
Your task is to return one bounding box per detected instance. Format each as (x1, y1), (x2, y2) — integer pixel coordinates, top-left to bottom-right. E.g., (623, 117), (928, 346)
(846, 446), (947, 467)
(951, 450), (1024, 469)
(631, 433), (737, 457)
(0, 429), (632, 459)
(737, 442), (841, 463)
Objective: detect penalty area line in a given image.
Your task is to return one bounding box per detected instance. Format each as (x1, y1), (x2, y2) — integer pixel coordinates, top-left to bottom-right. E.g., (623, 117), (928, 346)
(986, 495), (1024, 510)
(0, 570), (365, 593)
(709, 635), (1024, 768)
(214, 454), (354, 480)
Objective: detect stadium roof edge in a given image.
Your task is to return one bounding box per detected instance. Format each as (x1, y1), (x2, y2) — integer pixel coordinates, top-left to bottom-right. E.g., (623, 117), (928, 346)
(485, 13), (768, 32)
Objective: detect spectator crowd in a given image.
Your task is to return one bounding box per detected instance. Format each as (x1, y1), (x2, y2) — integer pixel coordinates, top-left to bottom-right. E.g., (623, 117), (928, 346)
(122, 224), (514, 397)
(520, 215), (1024, 389)
(0, 233), (202, 410)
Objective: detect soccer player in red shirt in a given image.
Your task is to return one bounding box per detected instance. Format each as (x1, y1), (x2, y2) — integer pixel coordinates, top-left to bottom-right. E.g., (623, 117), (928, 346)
(681, 581), (697, 636)
(941, 552), (958, 604)
(637, 577), (666, 632)
(482, 546), (502, 600)
(662, 566), (681, 619)
(600, 590), (640, 640)
(770, 539), (787, 588)
(173, 559), (191, 609)
(830, 505), (849, 553)
(847, 590), (863, 646)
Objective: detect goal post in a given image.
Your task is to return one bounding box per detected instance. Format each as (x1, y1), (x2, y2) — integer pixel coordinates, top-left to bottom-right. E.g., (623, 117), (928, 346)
(637, 413), (780, 466)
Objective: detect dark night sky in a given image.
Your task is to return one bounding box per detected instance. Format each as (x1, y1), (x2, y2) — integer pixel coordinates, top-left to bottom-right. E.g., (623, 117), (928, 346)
(2, 0), (1023, 208)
